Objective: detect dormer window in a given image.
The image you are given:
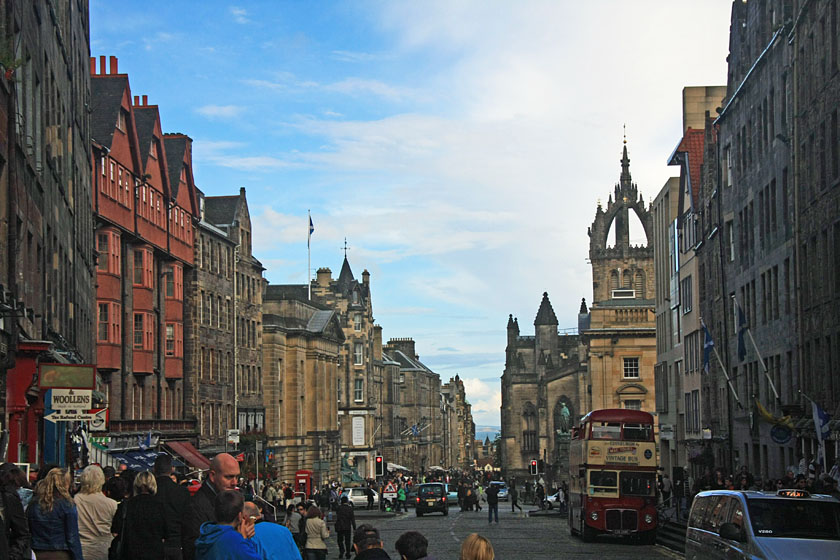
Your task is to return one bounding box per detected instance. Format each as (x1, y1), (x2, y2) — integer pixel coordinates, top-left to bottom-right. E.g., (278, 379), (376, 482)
(150, 141), (157, 159)
(117, 110), (126, 132)
(352, 291), (359, 304)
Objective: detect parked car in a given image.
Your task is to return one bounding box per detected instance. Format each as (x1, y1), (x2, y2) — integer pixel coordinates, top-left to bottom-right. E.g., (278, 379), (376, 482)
(416, 482), (448, 517)
(685, 489), (840, 560)
(444, 483), (459, 502)
(489, 481), (509, 501)
(340, 487), (379, 508)
(546, 491), (565, 509)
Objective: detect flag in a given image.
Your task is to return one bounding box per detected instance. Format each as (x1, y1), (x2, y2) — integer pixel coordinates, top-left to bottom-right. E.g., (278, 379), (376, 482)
(755, 399), (794, 429)
(736, 301), (747, 361)
(812, 401), (831, 467)
(411, 424), (419, 437)
(234, 452), (245, 462)
(702, 323), (714, 374)
(308, 214), (314, 247)
(138, 430), (152, 450)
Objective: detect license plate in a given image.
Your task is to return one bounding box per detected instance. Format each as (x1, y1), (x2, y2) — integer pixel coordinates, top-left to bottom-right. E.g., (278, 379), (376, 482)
(427, 500), (436, 505)
(612, 530), (631, 535)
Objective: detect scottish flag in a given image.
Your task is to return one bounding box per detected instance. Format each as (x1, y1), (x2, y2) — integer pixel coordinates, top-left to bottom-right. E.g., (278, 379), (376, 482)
(702, 324), (714, 374)
(411, 424), (419, 436)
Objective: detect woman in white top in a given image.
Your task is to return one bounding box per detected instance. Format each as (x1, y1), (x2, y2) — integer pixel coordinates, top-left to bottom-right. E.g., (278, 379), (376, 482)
(304, 504), (330, 560)
(73, 465), (118, 560)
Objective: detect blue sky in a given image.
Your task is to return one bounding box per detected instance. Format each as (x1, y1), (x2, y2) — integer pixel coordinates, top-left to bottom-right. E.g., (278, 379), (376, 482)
(91, 1), (732, 428)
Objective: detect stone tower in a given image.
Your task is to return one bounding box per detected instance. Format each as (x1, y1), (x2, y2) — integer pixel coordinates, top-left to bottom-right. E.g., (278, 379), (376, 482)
(587, 142), (654, 303)
(582, 141), (657, 414)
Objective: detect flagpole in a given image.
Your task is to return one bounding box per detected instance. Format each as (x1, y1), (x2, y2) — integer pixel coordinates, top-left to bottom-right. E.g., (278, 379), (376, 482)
(712, 342), (742, 408)
(307, 210), (311, 301)
(732, 295), (780, 402)
(799, 390), (829, 468)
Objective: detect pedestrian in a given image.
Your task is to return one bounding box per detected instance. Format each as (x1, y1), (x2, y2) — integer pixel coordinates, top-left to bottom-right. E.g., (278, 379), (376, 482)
(485, 483), (499, 524)
(335, 496), (356, 559)
(184, 453), (241, 560)
(535, 483), (545, 510)
(659, 474), (673, 507)
(509, 485), (522, 513)
(74, 464), (117, 560)
(0, 464), (29, 560)
(0, 463), (33, 511)
(475, 485), (483, 512)
(397, 484), (407, 513)
(112, 470), (169, 560)
(194, 491), (259, 560)
(395, 531), (435, 560)
(459, 533), (493, 560)
(284, 503), (304, 551)
(303, 505), (330, 560)
(154, 454), (191, 560)
(244, 501), (301, 560)
(366, 486), (375, 510)
(352, 525), (391, 560)
(264, 482), (277, 510)
(284, 484), (294, 509)
(27, 467), (83, 560)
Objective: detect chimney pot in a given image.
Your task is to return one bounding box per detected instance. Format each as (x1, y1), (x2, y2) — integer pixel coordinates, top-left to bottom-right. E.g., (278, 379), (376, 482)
(142, 95), (148, 106)
(89, 57), (96, 76)
(109, 56), (118, 74)
(134, 96), (139, 106)
(99, 56), (106, 75)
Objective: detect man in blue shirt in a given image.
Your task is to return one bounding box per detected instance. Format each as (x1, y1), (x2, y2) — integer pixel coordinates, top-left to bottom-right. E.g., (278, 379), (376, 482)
(195, 491), (260, 560)
(244, 501), (301, 560)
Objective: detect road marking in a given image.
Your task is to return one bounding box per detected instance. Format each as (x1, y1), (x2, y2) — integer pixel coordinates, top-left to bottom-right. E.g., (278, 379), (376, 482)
(655, 545), (684, 559)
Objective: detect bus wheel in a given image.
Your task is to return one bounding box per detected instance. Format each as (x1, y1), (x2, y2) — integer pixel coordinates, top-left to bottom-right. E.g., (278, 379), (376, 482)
(582, 522), (596, 543)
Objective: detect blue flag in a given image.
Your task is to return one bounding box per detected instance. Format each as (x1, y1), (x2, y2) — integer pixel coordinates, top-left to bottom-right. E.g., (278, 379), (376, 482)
(702, 324), (714, 374)
(812, 401), (831, 467)
(411, 424), (419, 436)
(736, 302), (747, 361)
(308, 215), (314, 247)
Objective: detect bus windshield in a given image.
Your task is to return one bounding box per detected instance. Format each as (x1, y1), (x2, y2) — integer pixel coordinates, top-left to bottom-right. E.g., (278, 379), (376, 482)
(620, 472), (656, 497)
(622, 423), (653, 441)
(590, 422), (621, 440)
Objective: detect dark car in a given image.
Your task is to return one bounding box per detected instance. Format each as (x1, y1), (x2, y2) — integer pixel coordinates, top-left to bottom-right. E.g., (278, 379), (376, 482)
(406, 485), (418, 508)
(416, 482), (448, 517)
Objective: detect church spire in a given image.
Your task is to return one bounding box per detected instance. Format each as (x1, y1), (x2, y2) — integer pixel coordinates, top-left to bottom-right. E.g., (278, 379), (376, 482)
(620, 128), (632, 187)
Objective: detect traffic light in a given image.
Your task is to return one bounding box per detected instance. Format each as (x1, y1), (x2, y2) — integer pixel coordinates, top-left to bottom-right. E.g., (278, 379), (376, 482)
(375, 455), (384, 477)
(538, 459), (545, 474)
(529, 459), (538, 475)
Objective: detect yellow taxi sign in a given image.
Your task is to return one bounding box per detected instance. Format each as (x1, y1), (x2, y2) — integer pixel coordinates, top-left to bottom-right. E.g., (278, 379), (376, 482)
(777, 489), (809, 498)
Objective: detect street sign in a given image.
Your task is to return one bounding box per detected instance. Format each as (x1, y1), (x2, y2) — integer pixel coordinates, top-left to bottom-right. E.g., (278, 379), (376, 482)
(227, 429), (240, 445)
(50, 389), (92, 410)
(44, 408), (107, 423)
(88, 408), (109, 431)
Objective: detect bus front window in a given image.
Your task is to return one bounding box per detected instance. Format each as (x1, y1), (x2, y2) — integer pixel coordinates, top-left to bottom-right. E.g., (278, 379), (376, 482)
(591, 422), (621, 440)
(622, 423), (652, 441)
(589, 471), (618, 495)
(620, 472), (656, 497)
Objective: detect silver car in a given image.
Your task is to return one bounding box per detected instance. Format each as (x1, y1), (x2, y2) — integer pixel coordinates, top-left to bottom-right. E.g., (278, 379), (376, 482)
(340, 487), (379, 508)
(686, 489), (840, 560)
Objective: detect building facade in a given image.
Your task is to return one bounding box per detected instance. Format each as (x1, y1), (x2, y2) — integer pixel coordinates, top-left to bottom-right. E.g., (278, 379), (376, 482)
(0, 0), (95, 465)
(204, 189), (266, 436)
(261, 285), (344, 482)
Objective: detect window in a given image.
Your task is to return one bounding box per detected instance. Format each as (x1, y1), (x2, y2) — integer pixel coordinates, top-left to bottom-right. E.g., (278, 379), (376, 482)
(97, 234), (109, 271)
(681, 276), (693, 314)
(98, 302), (120, 343)
(354, 313), (362, 331)
(133, 313), (144, 348)
(133, 248), (152, 287)
(117, 110), (126, 131)
(354, 342), (364, 365)
(623, 357), (640, 379)
(165, 324), (175, 355)
(133, 312), (154, 350)
(354, 378), (364, 402)
(165, 267), (174, 298)
(96, 231), (120, 275)
(624, 399), (642, 410)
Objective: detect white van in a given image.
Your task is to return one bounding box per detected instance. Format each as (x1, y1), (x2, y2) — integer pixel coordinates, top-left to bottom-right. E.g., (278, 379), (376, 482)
(686, 489), (840, 560)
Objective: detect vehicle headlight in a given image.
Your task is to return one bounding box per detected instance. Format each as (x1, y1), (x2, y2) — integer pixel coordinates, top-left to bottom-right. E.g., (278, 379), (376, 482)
(590, 511), (599, 521)
(644, 514), (653, 524)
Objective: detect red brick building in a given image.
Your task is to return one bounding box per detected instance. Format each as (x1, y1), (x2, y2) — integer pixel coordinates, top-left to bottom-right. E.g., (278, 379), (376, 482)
(90, 56), (198, 456)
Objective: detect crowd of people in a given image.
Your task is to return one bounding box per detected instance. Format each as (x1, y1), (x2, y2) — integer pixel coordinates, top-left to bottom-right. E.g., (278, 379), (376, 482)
(0, 455), (502, 560)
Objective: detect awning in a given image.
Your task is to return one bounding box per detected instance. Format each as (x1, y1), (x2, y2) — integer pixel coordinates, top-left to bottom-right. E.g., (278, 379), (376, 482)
(110, 450), (183, 471)
(166, 441), (211, 471)
(387, 462), (408, 472)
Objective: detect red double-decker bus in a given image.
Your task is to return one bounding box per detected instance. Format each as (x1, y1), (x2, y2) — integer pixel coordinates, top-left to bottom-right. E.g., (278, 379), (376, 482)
(568, 409), (658, 544)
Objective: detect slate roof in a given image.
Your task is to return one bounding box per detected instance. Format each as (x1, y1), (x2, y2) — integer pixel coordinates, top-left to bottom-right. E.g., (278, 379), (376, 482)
(534, 292), (558, 326)
(337, 256), (354, 289)
(388, 349), (433, 373)
(307, 310), (334, 333)
(163, 135), (187, 199)
(204, 196), (239, 227)
(90, 77), (128, 148)
(133, 107), (158, 170)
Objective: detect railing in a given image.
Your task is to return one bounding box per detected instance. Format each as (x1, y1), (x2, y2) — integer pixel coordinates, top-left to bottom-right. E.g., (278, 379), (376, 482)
(254, 495), (278, 522)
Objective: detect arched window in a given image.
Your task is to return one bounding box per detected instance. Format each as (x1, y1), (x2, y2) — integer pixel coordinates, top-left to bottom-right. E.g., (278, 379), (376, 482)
(522, 404), (538, 452)
(622, 269), (632, 288)
(610, 270), (619, 291)
(634, 270), (645, 297)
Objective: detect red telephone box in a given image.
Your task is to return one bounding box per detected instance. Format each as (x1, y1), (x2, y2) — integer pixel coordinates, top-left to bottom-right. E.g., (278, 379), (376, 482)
(295, 470), (313, 498)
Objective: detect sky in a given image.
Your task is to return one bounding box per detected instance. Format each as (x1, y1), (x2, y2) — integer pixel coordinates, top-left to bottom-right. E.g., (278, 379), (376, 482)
(91, 1), (733, 429)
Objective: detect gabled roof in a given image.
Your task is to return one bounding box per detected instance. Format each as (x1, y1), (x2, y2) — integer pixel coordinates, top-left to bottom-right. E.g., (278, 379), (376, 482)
(163, 135), (188, 200)
(669, 127), (706, 207)
(90, 77), (129, 149)
(133, 107), (158, 169)
(204, 196), (239, 227)
(534, 292), (558, 326)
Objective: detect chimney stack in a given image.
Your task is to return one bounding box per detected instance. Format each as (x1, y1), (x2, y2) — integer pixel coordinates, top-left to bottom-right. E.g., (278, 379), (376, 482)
(373, 325), (383, 360)
(134, 96), (139, 106)
(89, 57), (96, 76)
(362, 269), (370, 286)
(142, 95), (147, 106)
(109, 56), (118, 74)
(316, 267), (332, 287)
(99, 56), (105, 75)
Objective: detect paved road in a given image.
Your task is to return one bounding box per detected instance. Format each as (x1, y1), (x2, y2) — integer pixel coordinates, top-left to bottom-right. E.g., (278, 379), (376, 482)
(342, 505), (683, 559)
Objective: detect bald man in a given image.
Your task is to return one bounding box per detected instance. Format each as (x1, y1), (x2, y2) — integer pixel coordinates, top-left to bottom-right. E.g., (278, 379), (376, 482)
(184, 453), (241, 560)
(243, 502), (301, 560)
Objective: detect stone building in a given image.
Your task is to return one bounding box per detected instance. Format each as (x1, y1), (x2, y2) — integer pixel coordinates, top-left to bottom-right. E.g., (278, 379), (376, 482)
(261, 285), (344, 482)
(583, 143), (657, 415)
(790, 0), (840, 467)
(382, 338), (444, 472)
(654, 86), (726, 482)
(88, 57), (199, 461)
(185, 190), (237, 451)
(695, 0), (798, 478)
(500, 294), (582, 484)
(204, 189), (266, 436)
(0, 0), (95, 465)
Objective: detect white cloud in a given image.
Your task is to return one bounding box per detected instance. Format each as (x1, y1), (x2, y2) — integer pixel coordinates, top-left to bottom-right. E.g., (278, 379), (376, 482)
(193, 138), (296, 172)
(196, 104), (245, 119)
(324, 78), (417, 102)
(230, 7), (249, 24)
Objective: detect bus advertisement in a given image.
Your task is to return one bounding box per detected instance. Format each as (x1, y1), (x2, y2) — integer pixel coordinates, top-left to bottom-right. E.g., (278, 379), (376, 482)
(568, 409), (658, 544)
